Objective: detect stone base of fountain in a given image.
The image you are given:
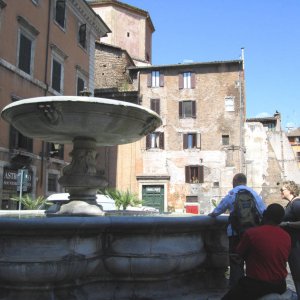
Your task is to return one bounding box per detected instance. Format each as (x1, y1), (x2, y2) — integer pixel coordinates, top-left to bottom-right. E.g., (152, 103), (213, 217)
(0, 215), (229, 300)
(0, 271), (227, 300)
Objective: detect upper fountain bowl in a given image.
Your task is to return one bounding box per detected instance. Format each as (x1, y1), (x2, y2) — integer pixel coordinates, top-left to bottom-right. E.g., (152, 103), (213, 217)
(1, 96), (162, 146)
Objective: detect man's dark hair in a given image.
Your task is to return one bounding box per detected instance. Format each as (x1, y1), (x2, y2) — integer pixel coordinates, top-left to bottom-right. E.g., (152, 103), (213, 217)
(232, 173), (247, 187)
(263, 203), (285, 225)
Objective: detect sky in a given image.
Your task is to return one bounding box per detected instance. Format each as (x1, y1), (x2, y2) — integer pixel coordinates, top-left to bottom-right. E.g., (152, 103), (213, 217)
(121, 0), (300, 130)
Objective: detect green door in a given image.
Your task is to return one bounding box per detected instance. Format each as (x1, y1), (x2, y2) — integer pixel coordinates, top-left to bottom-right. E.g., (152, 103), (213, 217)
(142, 185), (164, 212)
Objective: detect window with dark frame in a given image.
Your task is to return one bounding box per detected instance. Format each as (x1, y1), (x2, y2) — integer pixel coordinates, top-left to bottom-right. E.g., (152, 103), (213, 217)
(147, 71), (164, 87)
(52, 58), (62, 92)
(185, 165), (204, 183)
(18, 33), (32, 74)
(9, 126), (33, 152)
(55, 0), (66, 28)
(186, 196), (198, 203)
(152, 71), (159, 87)
(77, 77), (85, 95)
(146, 132), (164, 150)
(222, 135), (230, 145)
(179, 100), (196, 118)
(150, 98), (160, 115)
(179, 72), (195, 89)
(48, 173), (58, 192)
(78, 24), (86, 48)
(183, 133), (197, 149)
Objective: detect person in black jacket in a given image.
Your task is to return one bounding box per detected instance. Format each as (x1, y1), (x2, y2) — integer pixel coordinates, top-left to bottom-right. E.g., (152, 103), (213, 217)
(280, 180), (300, 300)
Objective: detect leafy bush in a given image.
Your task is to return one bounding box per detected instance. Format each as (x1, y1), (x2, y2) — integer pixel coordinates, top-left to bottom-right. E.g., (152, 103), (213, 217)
(10, 195), (51, 210)
(100, 188), (141, 210)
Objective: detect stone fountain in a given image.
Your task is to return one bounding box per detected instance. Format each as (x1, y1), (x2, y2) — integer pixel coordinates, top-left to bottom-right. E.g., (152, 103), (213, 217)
(0, 96), (228, 299)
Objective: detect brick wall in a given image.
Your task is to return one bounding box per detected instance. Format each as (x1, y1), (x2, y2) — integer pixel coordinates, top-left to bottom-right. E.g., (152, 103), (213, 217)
(94, 43), (136, 91)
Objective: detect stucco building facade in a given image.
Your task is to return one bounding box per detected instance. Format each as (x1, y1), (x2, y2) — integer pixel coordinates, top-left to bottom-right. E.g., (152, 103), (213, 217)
(287, 128), (300, 169)
(246, 114), (300, 206)
(0, 0), (109, 208)
(94, 49), (246, 212)
(87, 0), (154, 65)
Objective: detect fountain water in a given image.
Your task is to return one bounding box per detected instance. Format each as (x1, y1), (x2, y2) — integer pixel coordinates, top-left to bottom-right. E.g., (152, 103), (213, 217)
(0, 96), (228, 299)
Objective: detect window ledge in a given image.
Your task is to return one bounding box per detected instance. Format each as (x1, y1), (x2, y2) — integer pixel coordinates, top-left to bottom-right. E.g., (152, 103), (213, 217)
(146, 148), (164, 151)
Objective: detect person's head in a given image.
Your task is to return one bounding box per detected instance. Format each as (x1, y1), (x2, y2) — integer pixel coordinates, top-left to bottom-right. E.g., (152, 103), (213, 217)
(262, 203), (285, 225)
(232, 173), (247, 188)
(280, 181), (299, 201)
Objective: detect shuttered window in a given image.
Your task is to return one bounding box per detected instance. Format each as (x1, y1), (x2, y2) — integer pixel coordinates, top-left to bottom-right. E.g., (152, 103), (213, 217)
(146, 132), (164, 150)
(179, 101), (196, 118)
(150, 98), (160, 115)
(179, 72), (195, 89)
(185, 165), (204, 183)
(183, 133), (201, 149)
(147, 71), (164, 87)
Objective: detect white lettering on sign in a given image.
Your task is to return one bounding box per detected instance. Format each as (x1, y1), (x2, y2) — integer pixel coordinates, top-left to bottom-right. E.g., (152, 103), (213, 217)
(3, 168), (33, 189)
(4, 171), (18, 180)
(146, 187), (161, 193)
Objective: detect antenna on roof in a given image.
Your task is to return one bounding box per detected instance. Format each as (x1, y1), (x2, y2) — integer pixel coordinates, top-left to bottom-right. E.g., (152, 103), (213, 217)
(241, 47), (245, 69)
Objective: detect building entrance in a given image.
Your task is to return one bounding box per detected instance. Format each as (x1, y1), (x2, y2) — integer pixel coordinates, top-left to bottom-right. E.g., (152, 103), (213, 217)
(142, 185), (164, 212)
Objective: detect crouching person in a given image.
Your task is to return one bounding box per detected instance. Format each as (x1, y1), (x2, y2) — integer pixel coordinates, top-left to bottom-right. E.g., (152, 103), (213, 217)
(222, 203), (291, 300)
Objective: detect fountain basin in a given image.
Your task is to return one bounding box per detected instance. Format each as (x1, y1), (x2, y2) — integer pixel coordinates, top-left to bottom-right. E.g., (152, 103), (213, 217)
(1, 96), (163, 215)
(0, 215), (229, 299)
(1, 96), (162, 145)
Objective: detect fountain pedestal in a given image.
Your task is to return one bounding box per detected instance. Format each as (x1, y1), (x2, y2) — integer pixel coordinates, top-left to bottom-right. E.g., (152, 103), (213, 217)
(55, 137), (108, 215)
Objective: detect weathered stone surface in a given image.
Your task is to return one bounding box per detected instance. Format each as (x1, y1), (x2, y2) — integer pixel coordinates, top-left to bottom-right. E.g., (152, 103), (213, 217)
(0, 215), (229, 299)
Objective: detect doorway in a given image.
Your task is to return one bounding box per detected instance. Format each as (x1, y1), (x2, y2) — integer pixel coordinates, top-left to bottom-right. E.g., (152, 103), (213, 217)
(142, 185), (164, 212)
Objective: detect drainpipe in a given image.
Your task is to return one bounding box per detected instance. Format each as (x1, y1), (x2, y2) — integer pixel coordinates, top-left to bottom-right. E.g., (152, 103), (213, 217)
(40, 0), (52, 188)
(137, 71), (141, 104)
(279, 115), (286, 179)
(239, 48), (246, 173)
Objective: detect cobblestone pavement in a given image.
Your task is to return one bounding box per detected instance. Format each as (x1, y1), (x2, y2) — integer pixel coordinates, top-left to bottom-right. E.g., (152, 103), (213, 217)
(202, 268), (297, 300)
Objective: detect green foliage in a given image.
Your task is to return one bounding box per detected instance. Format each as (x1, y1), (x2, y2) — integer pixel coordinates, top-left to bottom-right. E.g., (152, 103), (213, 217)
(211, 199), (218, 208)
(100, 188), (141, 210)
(10, 195), (51, 210)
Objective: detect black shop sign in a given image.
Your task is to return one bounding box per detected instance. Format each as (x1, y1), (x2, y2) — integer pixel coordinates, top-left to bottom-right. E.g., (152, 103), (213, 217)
(3, 168), (33, 191)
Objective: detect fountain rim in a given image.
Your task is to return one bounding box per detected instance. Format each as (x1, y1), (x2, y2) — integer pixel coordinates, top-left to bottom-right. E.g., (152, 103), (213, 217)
(1, 95), (161, 119)
(0, 214), (228, 233)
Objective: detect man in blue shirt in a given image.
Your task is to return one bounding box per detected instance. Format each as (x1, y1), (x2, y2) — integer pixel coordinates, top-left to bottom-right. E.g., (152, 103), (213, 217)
(208, 173), (266, 287)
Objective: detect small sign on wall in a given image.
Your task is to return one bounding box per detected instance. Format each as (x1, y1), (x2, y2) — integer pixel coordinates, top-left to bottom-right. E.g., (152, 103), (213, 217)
(3, 168), (32, 191)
